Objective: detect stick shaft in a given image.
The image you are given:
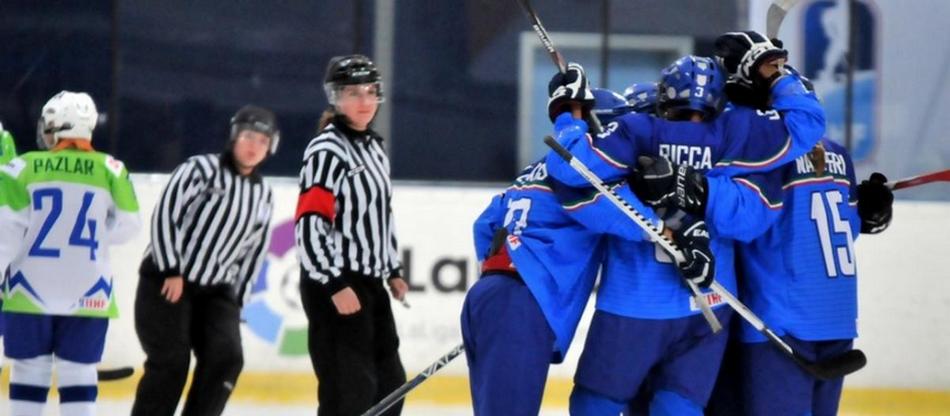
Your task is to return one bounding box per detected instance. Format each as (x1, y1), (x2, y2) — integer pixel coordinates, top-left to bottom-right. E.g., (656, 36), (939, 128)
(543, 136), (721, 332)
(515, 0), (566, 73)
(887, 169), (950, 190)
(514, 0), (604, 133)
(361, 344), (465, 416)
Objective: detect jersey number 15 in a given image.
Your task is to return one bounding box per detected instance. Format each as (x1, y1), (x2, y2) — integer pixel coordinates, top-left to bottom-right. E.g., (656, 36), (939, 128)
(810, 190), (855, 278)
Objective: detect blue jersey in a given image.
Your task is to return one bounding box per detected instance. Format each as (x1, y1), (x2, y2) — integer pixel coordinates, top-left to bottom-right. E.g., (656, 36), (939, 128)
(472, 162), (596, 363)
(544, 74), (822, 319)
(737, 139), (860, 342)
(473, 160), (658, 362)
(545, 114), (790, 318)
(548, 73), (824, 186)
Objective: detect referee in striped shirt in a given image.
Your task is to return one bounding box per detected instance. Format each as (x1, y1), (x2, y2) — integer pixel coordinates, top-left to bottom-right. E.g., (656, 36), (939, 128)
(132, 105), (277, 416)
(296, 55), (408, 416)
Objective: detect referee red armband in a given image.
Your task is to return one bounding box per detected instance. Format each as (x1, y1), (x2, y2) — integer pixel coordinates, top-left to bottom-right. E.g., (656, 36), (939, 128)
(296, 186), (336, 221)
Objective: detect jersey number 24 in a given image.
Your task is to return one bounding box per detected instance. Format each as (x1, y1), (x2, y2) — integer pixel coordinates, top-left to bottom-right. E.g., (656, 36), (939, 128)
(29, 188), (99, 260)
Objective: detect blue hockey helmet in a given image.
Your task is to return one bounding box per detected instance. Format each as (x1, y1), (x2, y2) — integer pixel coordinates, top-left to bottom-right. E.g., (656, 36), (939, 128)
(657, 56), (725, 120)
(623, 82), (659, 115)
(591, 88), (633, 125)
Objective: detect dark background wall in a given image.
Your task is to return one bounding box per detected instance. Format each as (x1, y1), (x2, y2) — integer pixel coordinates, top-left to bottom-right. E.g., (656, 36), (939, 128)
(0, 0), (740, 180)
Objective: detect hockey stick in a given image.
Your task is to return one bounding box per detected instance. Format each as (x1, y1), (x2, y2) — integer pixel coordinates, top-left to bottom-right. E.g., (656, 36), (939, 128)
(766, 0), (800, 38)
(361, 343), (465, 416)
(513, 0), (605, 134)
(887, 169), (950, 191)
(514, 0), (566, 73)
(542, 136), (722, 333)
(98, 366), (134, 381)
(544, 136), (867, 380)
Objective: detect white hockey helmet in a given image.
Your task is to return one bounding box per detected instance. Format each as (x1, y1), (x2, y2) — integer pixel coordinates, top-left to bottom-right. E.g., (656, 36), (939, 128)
(37, 91), (98, 149)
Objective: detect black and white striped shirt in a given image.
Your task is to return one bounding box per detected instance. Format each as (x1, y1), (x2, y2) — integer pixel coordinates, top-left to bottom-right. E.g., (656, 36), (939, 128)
(295, 119), (401, 291)
(146, 153), (273, 300)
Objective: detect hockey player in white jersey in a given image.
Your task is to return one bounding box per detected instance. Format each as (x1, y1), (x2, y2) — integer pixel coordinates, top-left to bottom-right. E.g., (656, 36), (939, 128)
(0, 91), (141, 416)
(0, 121), (16, 374)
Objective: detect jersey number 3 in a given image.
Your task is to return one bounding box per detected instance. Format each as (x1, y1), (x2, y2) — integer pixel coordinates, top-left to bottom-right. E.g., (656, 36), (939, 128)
(810, 190), (855, 277)
(29, 188), (100, 260)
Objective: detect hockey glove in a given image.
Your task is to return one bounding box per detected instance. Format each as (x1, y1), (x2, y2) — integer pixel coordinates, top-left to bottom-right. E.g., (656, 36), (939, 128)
(672, 219), (715, 288)
(714, 31), (788, 90)
(857, 172), (893, 234)
(630, 156), (708, 217)
(723, 79), (770, 110)
(547, 62), (595, 122)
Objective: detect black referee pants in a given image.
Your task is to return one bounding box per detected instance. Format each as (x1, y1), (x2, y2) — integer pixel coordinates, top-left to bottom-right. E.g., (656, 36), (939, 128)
(300, 272), (407, 416)
(131, 262), (244, 416)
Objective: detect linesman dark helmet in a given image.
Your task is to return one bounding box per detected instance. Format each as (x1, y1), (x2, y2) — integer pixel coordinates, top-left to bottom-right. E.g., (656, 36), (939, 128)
(323, 54), (384, 104)
(230, 105), (280, 155)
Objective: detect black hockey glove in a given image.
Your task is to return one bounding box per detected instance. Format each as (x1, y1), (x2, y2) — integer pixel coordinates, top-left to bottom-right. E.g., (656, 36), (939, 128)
(857, 172), (893, 234)
(547, 62), (595, 122)
(630, 156), (708, 217)
(714, 31), (788, 90)
(673, 219), (715, 288)
(724, 80), (771, 110)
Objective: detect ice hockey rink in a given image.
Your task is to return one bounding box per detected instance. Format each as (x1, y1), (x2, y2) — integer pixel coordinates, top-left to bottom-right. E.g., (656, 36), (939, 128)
(8, 372), (950, 416)
(3, 180), (950, 416)
(4, 0), (950, 415)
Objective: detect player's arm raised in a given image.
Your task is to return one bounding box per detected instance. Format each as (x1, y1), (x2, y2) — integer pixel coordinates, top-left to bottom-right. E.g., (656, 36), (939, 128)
(715, 31), (826, 176)
(544, 64), (644, 187)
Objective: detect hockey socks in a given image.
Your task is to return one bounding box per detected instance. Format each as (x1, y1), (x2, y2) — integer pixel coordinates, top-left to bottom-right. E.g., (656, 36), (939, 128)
(57, 358), (99, 416)
(10, 355), (53, 416)
(8, 356), (99, 416)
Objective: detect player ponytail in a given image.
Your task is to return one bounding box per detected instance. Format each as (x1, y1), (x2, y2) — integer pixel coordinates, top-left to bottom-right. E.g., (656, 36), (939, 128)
(317, 108), (335, 132)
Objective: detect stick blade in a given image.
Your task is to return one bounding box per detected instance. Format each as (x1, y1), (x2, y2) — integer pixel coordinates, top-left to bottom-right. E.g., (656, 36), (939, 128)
(98, 366), (135, 381)
(766, 0), (800, 38)
(806, 349), (867, 380)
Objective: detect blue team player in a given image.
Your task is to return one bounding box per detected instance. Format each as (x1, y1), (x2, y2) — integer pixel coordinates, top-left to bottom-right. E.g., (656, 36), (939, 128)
(590, 88), (634, 122)
(729, 142), (893, 415)
(461, 94), (701, 416)
(548, 57), (740, 416)
(623, 82), (658, 115)
(543, 32), (824, 415)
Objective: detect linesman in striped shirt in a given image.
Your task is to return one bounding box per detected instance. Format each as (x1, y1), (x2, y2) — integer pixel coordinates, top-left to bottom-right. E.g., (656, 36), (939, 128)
(296, 55), (408, 416)
(131, 105), (278, 416)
